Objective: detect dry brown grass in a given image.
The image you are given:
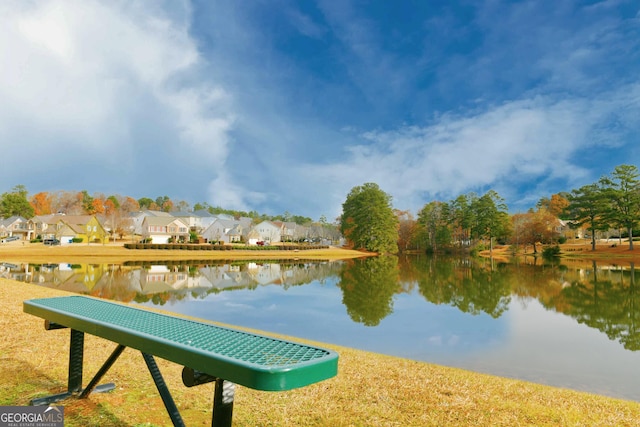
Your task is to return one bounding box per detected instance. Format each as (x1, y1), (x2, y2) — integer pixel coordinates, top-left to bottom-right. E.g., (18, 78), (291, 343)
(0, 241), (372, 264)
(3, 278), (640, 426)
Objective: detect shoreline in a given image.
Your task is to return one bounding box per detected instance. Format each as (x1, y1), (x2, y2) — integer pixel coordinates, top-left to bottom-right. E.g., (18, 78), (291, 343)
(0, 241), (374, 264)
(2, 278), (640, 426)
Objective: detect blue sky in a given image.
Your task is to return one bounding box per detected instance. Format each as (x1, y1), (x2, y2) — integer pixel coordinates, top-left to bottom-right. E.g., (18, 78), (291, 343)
(1, 1), (639, 220)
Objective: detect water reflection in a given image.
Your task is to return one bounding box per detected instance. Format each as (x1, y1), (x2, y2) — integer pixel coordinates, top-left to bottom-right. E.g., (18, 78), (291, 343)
(4, 256), (640, 352)
(405, 256), (512, 318)
(0, 260), (344, 305)
(559, 261), (640, 351)
(338, 256), (399, 326)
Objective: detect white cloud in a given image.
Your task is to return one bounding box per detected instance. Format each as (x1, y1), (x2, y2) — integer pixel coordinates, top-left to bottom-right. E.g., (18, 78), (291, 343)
(207, 172), (266, 212)
(0, 0), (237, 200)
(1, 0), (638, 220)
(295, 86), (640, 216)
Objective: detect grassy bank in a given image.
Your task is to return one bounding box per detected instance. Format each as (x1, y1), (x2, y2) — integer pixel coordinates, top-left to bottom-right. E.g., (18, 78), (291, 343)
(2, 279), (640, 426)
(0, 241), (373, 264)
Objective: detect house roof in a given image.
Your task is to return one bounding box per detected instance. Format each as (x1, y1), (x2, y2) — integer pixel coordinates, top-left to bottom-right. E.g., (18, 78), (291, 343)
(134, 210), (173, 218)
(58, 222), (85, 234)
(33, 214), (96, 226)
(171, 211), (195, 218)
(142, 216), (189, 227)
(193, 210), (218, 217)
(55, 215), (95, 225)
(0, 216), (27, 226)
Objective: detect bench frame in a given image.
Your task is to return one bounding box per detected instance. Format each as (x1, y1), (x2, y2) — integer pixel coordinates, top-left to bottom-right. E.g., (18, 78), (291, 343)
(24, 296), (338, 427)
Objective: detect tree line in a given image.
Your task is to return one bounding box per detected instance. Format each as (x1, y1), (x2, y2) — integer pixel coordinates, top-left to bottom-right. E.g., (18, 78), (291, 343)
(3, 163), (639, 252)
(339, 164), (640, 255)
(0, 187), (321, 238)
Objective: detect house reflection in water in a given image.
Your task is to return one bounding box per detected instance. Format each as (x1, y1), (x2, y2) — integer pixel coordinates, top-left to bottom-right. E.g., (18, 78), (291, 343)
(0, 260), (343, 303)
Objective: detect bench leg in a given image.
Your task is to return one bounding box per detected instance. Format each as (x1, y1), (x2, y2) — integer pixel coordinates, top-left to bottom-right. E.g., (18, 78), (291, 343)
(31, 329), (84, 405)
(212, 378), (235, 427)
(68, 329), (84, 393)
(142, 352), (186, 427)
(31, 328), (116, 406)
(79, 344), (125, 398)
(182, 368), (235, 427)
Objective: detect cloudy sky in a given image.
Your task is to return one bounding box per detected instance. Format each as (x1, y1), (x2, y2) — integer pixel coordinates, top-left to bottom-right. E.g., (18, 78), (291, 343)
(1, 1), (639, 220)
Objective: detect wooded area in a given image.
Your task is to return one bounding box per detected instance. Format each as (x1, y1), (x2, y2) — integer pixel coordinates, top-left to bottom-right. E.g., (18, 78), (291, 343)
(339, 164), (640, 254)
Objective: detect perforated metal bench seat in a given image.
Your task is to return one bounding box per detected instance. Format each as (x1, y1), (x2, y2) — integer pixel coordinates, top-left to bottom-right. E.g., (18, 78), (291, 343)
(23, 296), (338, 426)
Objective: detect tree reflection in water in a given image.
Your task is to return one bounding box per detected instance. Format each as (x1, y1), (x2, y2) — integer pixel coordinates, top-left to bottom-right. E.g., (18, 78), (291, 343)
(558, 261), (640, 351)
(337, 256), (399, 326)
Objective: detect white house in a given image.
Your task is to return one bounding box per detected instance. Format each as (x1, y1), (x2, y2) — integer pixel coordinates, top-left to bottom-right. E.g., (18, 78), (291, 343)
(253, 220), (283, 244)
(202, 218), (247, 244)
(193, 210), (219, 231)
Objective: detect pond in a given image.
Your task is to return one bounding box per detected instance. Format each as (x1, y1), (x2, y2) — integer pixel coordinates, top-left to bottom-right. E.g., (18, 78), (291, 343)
(3, 255), (640, 402)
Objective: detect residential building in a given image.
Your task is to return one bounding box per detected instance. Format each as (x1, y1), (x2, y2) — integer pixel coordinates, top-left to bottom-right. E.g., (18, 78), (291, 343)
(141, 216), (190, 243)
(0, 216), (30, 240)
(253, 220), (283, 244)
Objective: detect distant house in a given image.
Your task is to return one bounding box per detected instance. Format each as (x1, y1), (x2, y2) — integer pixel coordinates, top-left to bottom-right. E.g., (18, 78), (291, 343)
(55, 215), (108, 244)
(246, 228), (261, 245)
(141, 216), (190, 244)
(193, 210), (219, 231)
(202, 218), (250, 244)
(28, 214), (107, 244)
(172, 211), (203, 233)
(253, 220), (283, 244)
(130, 210), (174, 236)
(281, 221), (308, 242)
(0, 216), (30, 240)
(30, 215), (59, 240)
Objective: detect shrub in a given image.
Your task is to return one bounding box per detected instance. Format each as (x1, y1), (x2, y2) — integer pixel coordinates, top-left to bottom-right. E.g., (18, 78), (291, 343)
(542, 245), (561, 259)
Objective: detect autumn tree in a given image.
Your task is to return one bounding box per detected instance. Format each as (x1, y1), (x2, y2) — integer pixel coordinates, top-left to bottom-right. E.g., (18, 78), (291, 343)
(30, 192), (52, 215)
(538, 193), (570, 217)
(106, 195), (120, 212)
(340, 183), (399, 254)
(50, 190), (83, 214)
(91, 197), (106, 215)
(106, 195), (138, 239)
(549, 193), (570, 217)
(513, 209), (560, 253)
(395, 209), (418, 252)
(600, 164), (640, 250)
(0, 185), (35, 219)
(121, 196), (139, 213)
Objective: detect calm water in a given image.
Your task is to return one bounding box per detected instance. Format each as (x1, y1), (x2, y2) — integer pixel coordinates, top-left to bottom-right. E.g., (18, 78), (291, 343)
(3, 255), (640, 401)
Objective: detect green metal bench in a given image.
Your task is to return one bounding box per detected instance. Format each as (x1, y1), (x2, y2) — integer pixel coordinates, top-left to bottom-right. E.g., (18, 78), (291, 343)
(23, 296), (338, 427)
